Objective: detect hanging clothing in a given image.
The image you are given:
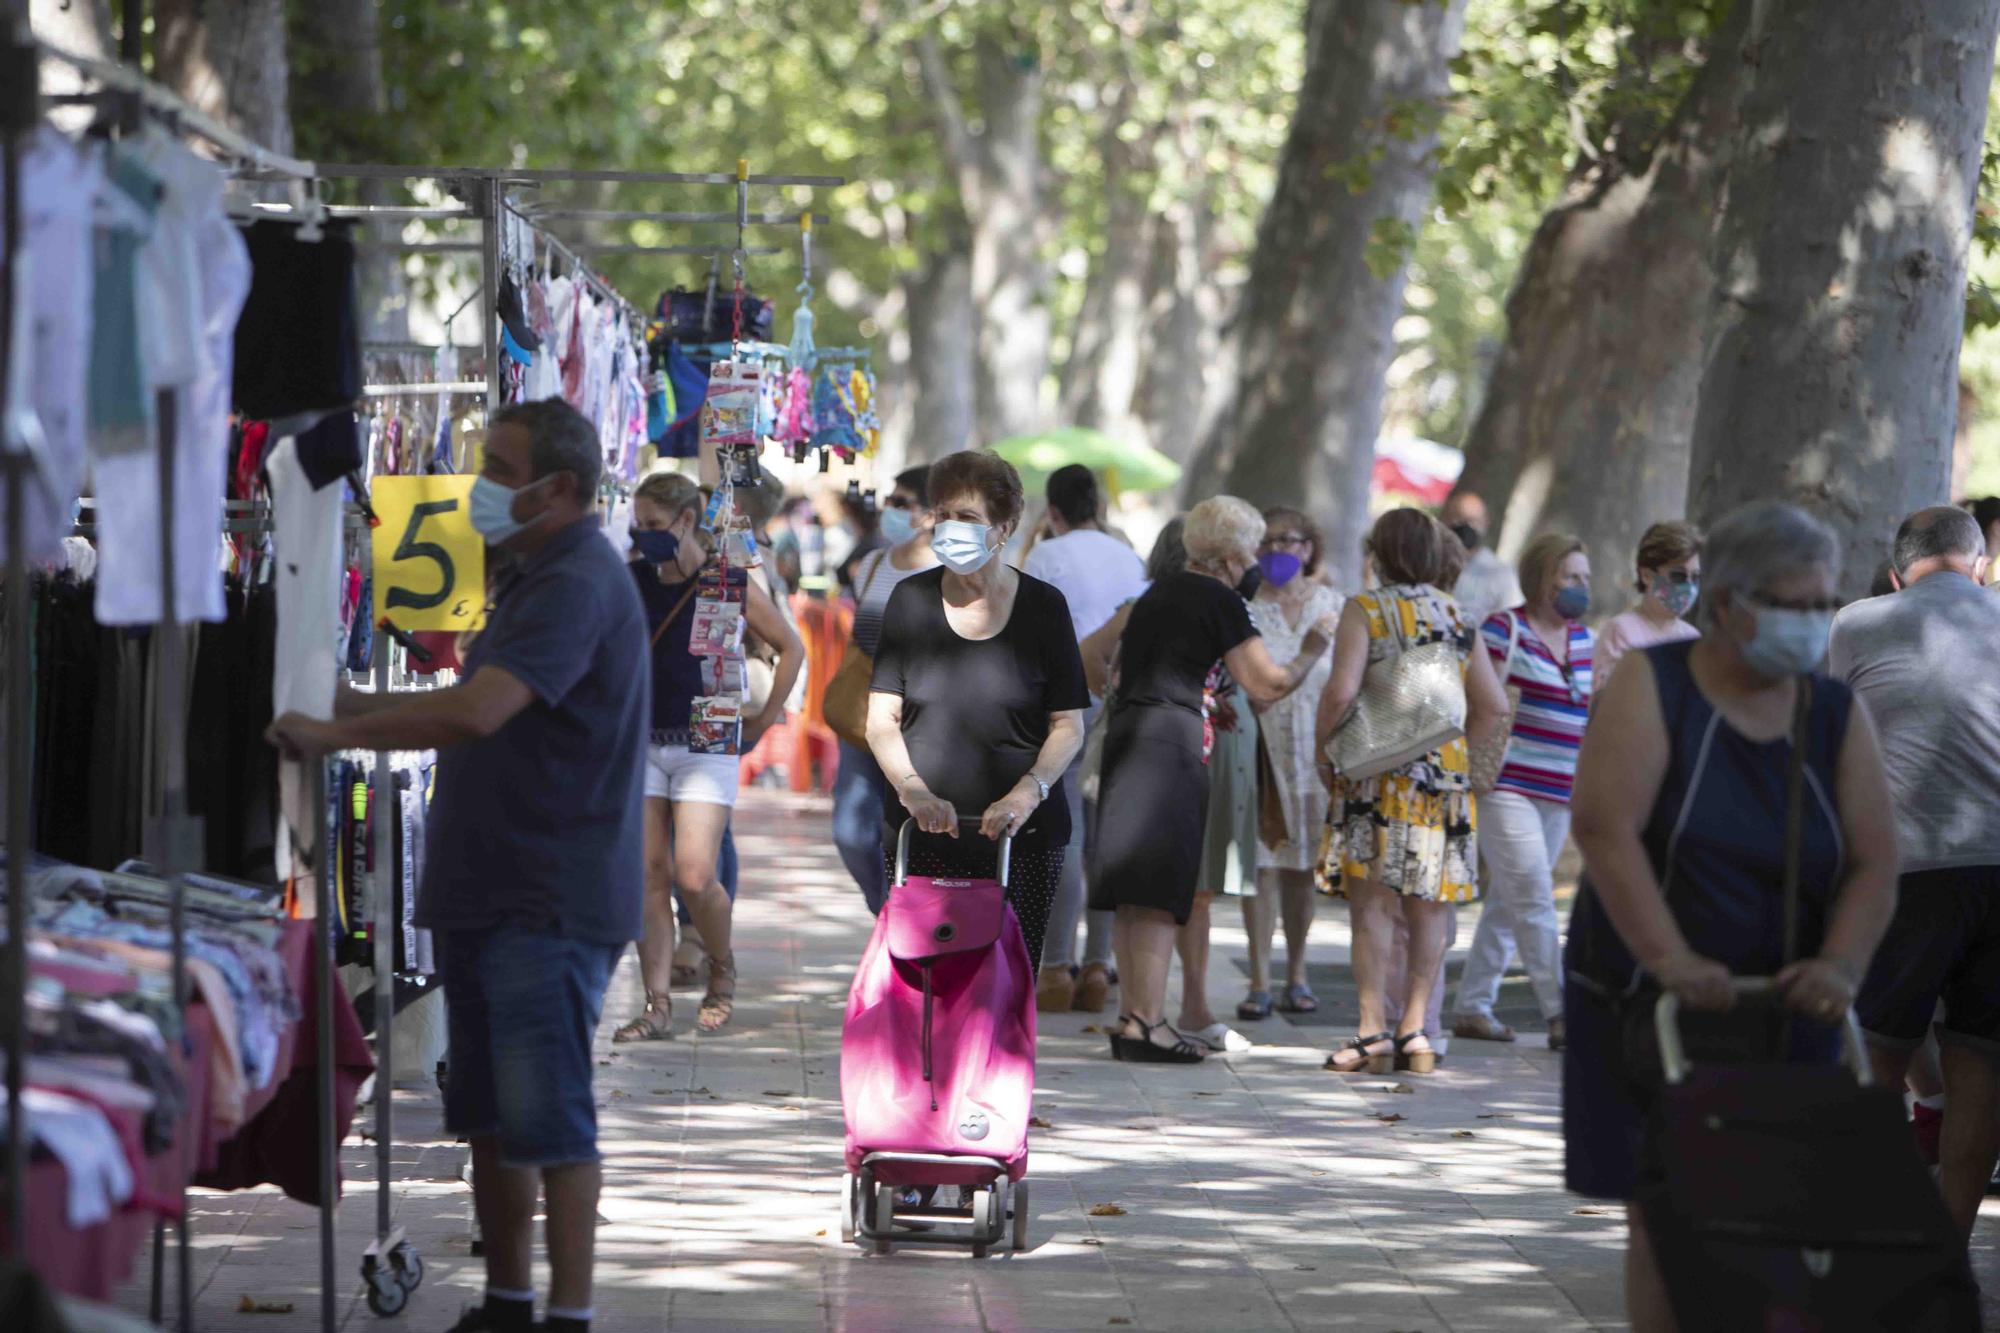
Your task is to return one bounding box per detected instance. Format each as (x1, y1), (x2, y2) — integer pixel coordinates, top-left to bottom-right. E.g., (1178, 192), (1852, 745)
(91, 136), (251, 627)
(0, 130), (102, 563)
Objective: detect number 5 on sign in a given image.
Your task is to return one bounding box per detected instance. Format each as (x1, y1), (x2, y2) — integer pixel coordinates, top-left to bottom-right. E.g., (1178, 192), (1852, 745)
(371, 476), (486, 632)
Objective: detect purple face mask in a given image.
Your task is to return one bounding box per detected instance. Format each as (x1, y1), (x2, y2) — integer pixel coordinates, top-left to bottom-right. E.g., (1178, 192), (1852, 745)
(1257, 551), (1303, 588)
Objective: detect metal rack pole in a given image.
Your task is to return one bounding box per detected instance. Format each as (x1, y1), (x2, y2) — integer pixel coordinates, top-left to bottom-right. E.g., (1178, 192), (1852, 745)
(481, 177), (503, 415)
(315, 758), (337, 1333)
(368, 640), (401, 1259)
(0, 3), (35, 1262)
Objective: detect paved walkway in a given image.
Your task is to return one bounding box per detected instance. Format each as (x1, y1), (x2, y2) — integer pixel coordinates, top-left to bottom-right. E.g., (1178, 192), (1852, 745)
(117, 790), (2000, 1331)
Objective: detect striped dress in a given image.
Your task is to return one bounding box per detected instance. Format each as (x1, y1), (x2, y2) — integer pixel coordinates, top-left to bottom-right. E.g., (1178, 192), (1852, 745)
(1484, 610), (1594, 804)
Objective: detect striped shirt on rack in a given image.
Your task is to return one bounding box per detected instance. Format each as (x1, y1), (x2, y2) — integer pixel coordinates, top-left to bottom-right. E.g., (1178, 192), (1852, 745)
(1483, 610), (1594, 805)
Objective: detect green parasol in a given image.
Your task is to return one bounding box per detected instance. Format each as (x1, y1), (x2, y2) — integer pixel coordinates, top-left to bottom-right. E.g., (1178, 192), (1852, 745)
(988, 426), (1183, 495)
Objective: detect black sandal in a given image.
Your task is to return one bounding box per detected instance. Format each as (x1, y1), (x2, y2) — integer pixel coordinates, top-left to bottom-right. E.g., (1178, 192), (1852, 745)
(1277, 983), (1319, 1014)
(1236, 990), (1275, 1021)
(1394, 1031), (1438, 1074)
(1323, 1031), (1393, 1074)
(1109, 1014), (1207, 1064)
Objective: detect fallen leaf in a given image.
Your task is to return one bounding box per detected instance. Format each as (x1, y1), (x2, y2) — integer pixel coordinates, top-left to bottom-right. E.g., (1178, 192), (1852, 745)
(814, 1229), (827, 1237)
(1192, 1091), (1220, 1097)
(1375, 1112), (1406, 1123)
(1310, 1170), (1327, 1177)
(597, 1059), (611, 1067)
(761, 1090), (799, 1098)
(1451, 1130), (1476, 1139)
(1294, 1264), (1317, 1272)
(652, 1087), (674, 1095)
(1080, 1024), (1104, 1034)
(1029, 1116), (1054, 1129)
(691, 1087), (712, 1095)
(609, 1090), (630, 1100)
(1088, 1203), (1128, 1217)
(1476, 1113), (1514, 1120)
(1573, 1206), (1609, 1216)
(1081, 1238), (1104, 1246)
(1386, 1082), (1415, 1094)
(237, 1296), (294, 1314)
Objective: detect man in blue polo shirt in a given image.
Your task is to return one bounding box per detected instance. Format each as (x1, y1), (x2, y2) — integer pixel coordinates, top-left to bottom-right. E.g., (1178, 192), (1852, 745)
(270, 399), (646, 1333)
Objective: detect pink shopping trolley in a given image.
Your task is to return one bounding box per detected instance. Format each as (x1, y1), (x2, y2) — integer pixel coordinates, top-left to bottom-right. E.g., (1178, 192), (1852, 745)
(840, 819), (1035, 1256)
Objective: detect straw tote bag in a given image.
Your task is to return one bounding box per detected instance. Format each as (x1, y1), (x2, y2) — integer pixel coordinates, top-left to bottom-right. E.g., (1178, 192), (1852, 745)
(824, 551), (887, 748)
(1330, 590), (1467, 783)
(1468, 610), (1523, 794)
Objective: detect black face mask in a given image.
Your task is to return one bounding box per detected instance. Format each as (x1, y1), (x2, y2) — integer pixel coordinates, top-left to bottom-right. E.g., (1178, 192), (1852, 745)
(1448, 522), (1483, 553)
(1235, 565), (1263, 601)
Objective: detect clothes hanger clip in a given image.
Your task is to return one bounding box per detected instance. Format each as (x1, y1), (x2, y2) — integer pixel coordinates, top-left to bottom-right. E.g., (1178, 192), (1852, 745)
(293, 179), (327, 243)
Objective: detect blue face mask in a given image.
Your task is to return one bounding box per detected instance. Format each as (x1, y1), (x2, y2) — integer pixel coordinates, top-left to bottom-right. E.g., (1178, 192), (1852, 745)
(631, 527), (681, 566)
(1741, 602), (1834, 678)
(879, 506), (916, 545)
(469, 474), (552, 546)
(1553, 584), (1591, 620)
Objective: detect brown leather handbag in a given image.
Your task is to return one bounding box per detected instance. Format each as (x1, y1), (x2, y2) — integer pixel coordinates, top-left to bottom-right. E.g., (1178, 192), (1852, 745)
(823, 551), (886, 748)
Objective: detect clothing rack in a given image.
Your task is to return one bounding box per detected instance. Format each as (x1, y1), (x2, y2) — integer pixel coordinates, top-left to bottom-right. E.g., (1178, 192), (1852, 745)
(2, 13), (338, 1333)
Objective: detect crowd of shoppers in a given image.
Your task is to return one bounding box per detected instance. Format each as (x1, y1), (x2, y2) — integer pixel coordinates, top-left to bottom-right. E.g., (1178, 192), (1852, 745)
(300, 399), (2000, 1329)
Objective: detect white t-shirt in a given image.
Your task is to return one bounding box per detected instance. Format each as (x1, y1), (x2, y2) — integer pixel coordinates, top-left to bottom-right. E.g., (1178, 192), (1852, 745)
(1024, 528), (1148, 641)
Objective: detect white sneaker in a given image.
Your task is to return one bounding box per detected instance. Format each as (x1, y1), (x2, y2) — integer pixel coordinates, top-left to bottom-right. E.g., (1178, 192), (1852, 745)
(1186, 1023), (1254, 1054)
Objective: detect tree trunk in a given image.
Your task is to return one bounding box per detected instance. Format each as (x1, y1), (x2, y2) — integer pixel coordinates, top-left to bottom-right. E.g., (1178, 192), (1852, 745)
(292, 0), (407, 343)
(914, 31), (1051, 445)
(1686, 0), (2000, 597)
(1060, 84), (1155, 440)
(902, 239), (977, 463)
(154, 0), (293, 155)
(1453, 5), (1750, 612)
(1185, 0), (1467, 590)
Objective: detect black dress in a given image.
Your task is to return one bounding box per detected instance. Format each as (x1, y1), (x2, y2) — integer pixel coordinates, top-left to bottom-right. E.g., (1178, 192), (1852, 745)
(869, 567), (1091, 965)
(1090, 572), (1258, 924)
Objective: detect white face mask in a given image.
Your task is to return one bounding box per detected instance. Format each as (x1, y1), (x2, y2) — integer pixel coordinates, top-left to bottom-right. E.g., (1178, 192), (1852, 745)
(932, 519), (996, 575)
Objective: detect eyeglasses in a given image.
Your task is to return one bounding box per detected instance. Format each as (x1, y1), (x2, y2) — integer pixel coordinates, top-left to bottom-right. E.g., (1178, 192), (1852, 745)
(1260, 533), (1311, 550)
(1748, 592), (1841, 614)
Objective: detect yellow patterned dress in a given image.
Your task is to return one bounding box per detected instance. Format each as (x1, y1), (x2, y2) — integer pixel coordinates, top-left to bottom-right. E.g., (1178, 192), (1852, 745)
(1317, 583), (1481, 903)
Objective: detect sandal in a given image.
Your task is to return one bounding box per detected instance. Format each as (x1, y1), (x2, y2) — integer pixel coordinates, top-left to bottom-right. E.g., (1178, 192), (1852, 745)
(697, 953), (737, 1032)
(1236, 990), (1274, 1021)
(670, 963), (701, 989)
(1324, 1031), (1393, 1074)
(1108, 1014), (1206, 1064)
(612, 989), (673, 1043)
(1277, 983), (1319, 1014)
(1395, 1031), (1438, 1074)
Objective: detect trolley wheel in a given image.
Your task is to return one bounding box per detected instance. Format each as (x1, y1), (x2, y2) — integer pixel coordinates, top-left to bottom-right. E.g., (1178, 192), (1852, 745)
(365, 1266), (408, 1317)
(969, 1187), (992, 1258)
(390, 1241), (424, 1292)
(840, 1173), (857, 1244)
(873, 1182), (897, 1256)
(1011, 1181), (1029, 1251)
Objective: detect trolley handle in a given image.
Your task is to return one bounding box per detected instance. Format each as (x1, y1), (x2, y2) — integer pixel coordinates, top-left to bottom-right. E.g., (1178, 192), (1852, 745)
(1654, 978), (1871, 1087)
(894, 817), (1014, 890)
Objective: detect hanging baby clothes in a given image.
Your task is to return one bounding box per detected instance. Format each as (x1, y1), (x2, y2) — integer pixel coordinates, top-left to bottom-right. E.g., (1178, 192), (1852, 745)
(0, 129), (101, 564)
(267, 435), (344, 907)
(91, 133), (252, 627)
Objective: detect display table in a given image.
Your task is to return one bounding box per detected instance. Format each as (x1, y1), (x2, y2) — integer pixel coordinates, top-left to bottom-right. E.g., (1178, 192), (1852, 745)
(23, 920), (374, 1299)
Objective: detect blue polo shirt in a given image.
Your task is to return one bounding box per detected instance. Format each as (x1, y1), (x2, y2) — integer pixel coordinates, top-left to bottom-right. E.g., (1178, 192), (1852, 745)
(416, 517), (649, 943)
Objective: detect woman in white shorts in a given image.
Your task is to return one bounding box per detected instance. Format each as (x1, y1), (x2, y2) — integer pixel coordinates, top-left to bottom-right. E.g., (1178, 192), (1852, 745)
(614, 472), (803, 1037)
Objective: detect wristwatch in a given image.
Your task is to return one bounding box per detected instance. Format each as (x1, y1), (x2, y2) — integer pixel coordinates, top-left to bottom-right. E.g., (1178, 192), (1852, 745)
(1027, 774), (1050, 804)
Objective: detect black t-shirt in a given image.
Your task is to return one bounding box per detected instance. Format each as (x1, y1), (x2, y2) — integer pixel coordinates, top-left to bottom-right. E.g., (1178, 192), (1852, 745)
(871, 567), (1090, 847)
(1115, 570), (1258, 714)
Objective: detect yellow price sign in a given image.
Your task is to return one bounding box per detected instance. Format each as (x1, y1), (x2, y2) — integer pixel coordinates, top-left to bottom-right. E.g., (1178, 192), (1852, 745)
(371, 475), (485, 632)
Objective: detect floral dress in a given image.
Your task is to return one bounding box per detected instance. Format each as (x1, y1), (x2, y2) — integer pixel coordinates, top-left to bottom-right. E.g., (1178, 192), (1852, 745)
(1317, 583), (1480, 903)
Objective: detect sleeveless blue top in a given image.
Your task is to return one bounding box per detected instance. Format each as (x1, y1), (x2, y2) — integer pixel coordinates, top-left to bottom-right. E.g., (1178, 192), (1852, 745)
(1565, 640), (1853, 996)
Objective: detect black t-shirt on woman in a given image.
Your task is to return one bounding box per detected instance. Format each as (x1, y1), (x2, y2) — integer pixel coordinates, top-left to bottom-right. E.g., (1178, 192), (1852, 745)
(870, 567), (1091, 848)
(1114, 570), (1258, 714)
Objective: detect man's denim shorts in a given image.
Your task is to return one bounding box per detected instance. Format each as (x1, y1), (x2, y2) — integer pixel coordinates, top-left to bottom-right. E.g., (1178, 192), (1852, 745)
(436, 924), (623, 1168)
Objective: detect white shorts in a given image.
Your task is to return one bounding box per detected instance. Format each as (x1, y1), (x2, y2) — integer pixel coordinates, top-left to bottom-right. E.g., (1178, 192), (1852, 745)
(645, 744), (741, 807)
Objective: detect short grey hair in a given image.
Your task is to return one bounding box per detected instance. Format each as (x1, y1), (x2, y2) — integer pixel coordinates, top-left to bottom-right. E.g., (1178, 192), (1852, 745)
(1893, 505), (1984, 573)
(1147, 516), (1188, 582)
(493, 398), (602, 502)
(1699, 501), (1840, 630)
(1183, 495), (1265, 568)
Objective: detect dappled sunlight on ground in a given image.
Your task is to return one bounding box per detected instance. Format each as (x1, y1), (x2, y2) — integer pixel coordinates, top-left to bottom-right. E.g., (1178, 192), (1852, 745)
(113, 789), (2000, 1330)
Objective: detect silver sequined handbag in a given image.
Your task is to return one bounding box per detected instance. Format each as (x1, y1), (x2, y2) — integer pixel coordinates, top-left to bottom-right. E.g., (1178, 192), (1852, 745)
(1330, 591), (1467, 782)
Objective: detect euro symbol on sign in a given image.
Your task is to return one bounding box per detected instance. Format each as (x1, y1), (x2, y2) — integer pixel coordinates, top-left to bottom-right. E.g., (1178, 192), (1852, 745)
(452, 599), (469, 618)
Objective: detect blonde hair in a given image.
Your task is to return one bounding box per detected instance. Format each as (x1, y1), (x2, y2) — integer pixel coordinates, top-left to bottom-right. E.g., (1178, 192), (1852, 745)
(634, 470), (702, 519)
(1518, 532), (1587, 605)
(1183, 495), (1265, 568)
